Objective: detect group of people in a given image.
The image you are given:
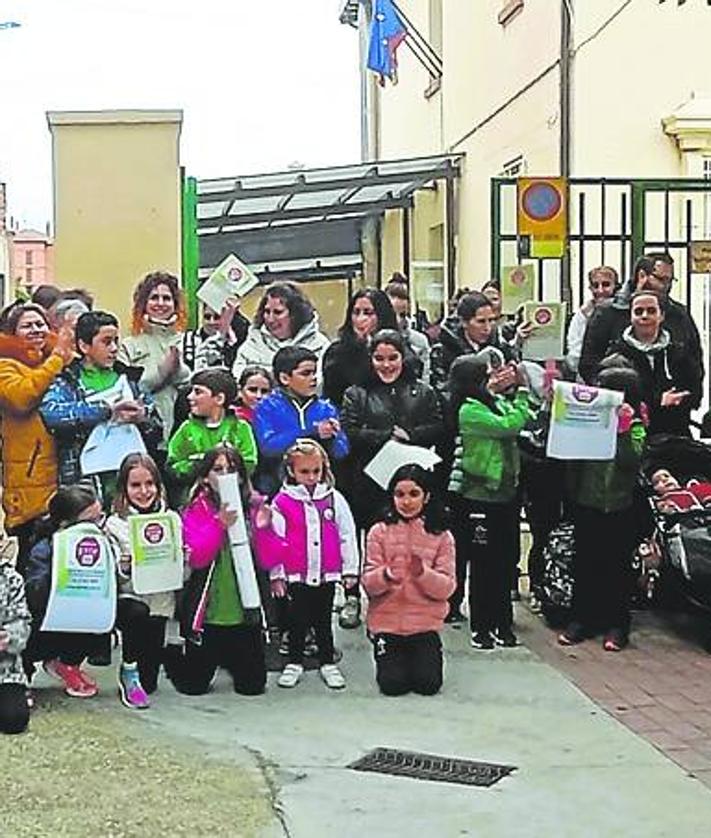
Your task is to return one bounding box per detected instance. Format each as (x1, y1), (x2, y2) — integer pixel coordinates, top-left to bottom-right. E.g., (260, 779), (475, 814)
(0, 253), (703, 736)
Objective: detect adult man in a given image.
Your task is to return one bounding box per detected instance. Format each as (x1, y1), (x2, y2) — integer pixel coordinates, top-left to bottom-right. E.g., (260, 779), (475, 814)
(579, 253), (704, 392)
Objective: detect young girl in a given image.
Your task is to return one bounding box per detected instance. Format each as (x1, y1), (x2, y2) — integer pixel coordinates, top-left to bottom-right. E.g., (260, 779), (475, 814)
(259, 439), (358, 690)
(23, 482), (109, 698)
(105, 453), (178, 709)
(234, 365), (273, 424)
(362, 465), (455, 696)
(561, 366), (647, 651)
(165, 446), (267, 696)
(448, 355), (532, 650)
(0, 555), (31, 733)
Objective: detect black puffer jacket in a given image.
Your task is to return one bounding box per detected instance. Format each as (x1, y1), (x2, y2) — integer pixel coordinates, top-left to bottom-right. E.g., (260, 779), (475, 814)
(341, 374), (444, 527)
(322, 338), (372, 408)
(430, 318), (517, 394)
(579, 290), (703, 388)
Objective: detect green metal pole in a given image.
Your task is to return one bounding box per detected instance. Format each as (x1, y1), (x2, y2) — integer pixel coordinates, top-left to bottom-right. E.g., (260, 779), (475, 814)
(181, 173), (199, 329)
(630, 182), (646, 263)
(491, 178), (501, 284)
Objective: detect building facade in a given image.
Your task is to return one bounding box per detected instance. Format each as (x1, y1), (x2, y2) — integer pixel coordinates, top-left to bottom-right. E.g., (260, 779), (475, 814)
(345, 0), (711, 313)
(10, 228), (55, 293)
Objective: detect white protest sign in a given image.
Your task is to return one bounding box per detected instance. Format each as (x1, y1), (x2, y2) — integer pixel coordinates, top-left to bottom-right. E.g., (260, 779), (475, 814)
(197, 254), (260, 313)
(129, 512), (184, 595)
(546, 380), (623, 461)
(216, 473), (261, 611)
(41, 523), (117, 634)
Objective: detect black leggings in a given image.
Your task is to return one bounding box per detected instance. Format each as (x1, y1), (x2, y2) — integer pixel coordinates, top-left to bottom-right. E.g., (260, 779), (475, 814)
(164, 624), (266, 696)
(288, 582), (336, 665)
(373, 632), (443, 696)
(0, 684), (29, 734)
(116, 599), (167, 694)
(23, 628), (100, 679)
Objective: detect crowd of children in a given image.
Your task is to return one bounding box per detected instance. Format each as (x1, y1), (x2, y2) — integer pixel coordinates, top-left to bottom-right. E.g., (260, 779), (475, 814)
(0, 266), (699, 736)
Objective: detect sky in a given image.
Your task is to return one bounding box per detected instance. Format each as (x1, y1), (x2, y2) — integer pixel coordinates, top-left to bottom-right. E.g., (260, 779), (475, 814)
(0, 0), (361, 230)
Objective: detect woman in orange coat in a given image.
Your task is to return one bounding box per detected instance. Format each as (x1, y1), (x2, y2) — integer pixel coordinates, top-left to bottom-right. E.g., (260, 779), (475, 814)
(0, 303), (74, 568)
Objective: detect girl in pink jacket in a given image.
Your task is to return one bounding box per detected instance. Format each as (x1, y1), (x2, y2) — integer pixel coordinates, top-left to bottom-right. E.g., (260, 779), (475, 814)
(258, 439), (358, 691)
(363, 464), (455, 696)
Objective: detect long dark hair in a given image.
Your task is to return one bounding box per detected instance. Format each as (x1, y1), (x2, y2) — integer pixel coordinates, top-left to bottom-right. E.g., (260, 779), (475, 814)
(189, 445), (252, 509)
(382, 464), (447, 534)
(447, 354), (497, 414)
(337, 288), (397, 344)
(254, 283), (315, 336)
(368, 328), (417, 384)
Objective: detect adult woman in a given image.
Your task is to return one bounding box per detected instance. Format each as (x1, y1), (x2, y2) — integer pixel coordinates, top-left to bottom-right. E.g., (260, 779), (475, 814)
(0, 303), (74, 566)
(231, 283), (329, 382)
(322, 288), (397, 406)
(430, 291), (516, 393)
(117, 271), (190, 444)
(341, 329), (443, 629)
(608, 290), (699, 436)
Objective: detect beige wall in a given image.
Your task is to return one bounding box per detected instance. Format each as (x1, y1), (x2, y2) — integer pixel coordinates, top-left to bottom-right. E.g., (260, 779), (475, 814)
(368, 0), (711, 300)
(48, 110), (182, 332)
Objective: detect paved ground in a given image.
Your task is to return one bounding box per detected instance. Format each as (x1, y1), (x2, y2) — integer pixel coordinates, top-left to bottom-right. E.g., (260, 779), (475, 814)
(14, 612), (709, 838)
(519, 601), (711, 788)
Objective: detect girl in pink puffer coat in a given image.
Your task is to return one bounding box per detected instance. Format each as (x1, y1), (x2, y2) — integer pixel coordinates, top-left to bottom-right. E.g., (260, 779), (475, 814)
(363, 464), (455, 697)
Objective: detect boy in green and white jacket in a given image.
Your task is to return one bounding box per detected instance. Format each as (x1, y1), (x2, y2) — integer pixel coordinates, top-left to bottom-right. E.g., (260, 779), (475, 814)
(167, 369), (257, 501)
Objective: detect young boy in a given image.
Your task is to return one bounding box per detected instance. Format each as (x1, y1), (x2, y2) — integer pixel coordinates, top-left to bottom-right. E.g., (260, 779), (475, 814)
(253, 346), (349, 497)
(167, 368), (257, 491)
(40, 310), (162, 495)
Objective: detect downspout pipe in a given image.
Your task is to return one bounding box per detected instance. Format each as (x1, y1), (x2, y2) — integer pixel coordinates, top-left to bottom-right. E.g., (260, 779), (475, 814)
(559, 0), (573, 304)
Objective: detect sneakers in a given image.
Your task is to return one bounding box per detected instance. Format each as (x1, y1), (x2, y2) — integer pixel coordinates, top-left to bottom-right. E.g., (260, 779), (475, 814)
(558, 622), (587, 646)
(118, 663), (150, 709)
(493, 628), (519, 647)
(43, 659), (98, 698)
(278, 632), (290, 657)
(444, 608), (465, 625)
(470, 631), (494, 650)
(338, 595), (361, 630)
(320, 663), (346, 690)
(278, 663), (304, 688)
(603, 630), (628, 652)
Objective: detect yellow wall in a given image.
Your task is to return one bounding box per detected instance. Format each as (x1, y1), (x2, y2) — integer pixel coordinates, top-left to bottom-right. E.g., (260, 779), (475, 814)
(48, 110), (182, 332)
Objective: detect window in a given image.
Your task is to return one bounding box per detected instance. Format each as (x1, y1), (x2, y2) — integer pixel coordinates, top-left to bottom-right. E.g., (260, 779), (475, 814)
(25, 250), (33, 265)
(703, 157), (711, 180)
(498, 0), (524, 26)
(428, 0), (443, 57)
(25, 267), (33, 284)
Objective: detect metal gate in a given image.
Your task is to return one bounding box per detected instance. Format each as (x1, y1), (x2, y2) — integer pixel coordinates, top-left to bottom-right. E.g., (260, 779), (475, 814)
(491, 177), (711, 324)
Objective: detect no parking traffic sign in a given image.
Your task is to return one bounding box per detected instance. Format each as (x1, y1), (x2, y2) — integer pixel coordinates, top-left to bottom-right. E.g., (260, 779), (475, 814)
(517, 177), (567, 258)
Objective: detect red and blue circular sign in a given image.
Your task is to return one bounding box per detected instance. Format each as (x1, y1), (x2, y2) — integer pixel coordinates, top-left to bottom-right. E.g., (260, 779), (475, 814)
(521, 182), (562, 222)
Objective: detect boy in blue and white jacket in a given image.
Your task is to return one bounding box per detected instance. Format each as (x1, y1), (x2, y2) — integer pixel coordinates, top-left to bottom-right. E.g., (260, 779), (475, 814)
(253, 346), (348, 496)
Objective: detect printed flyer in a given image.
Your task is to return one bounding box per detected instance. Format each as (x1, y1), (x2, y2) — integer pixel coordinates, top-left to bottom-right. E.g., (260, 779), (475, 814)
(129, 512), (184, 595)
(546, 380), (623, 460)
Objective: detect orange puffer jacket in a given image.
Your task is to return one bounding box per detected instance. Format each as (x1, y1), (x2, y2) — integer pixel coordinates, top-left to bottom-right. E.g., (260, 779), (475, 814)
(363, 518), (455, 637)
(0, 336), (64, 529)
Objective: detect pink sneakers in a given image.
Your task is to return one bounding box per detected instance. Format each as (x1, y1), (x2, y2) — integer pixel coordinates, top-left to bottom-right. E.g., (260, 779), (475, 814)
(118, 663), (150, 710)
(43, 659), (98, 698)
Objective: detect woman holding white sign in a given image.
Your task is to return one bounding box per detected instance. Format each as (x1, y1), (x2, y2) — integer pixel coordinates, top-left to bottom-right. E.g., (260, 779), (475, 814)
(105, 453), (181, 710)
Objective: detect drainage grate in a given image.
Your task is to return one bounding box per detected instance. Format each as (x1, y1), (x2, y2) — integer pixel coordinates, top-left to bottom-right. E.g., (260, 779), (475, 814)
(348, 747), (516, 787)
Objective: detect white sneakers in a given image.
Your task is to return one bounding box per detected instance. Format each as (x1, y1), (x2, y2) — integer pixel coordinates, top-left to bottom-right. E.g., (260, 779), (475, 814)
(277, 662), (346, 690)
(277, 663), (304, 688)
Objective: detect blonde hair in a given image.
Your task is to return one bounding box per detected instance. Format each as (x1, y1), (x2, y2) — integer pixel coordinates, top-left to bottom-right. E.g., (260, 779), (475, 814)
(283, 439), (334, 488)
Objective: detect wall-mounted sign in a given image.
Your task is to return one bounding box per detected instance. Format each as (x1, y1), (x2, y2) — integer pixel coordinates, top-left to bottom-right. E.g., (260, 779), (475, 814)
(690, 241), (711, 274)
(517, 177), (567, 259)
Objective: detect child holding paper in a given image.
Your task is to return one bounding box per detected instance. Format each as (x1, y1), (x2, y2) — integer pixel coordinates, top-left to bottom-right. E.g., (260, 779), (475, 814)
(167, 368), (258, 499)
(164, 446), (267, 696)
(22, 482), (112, 698)
(362, 465), (455, 696)
(560, 366), (647, 652)
(105, 453), (180, 709)
(257, 439), (358, 690)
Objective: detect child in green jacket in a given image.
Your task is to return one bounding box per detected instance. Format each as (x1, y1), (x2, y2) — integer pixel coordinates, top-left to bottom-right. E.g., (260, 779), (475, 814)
(167, 369), (257, 501)
(448, 355), (532, 650)
(560, 366), (646, 652)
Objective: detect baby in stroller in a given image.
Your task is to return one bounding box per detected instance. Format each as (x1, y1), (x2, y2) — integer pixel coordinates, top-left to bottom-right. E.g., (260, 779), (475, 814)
(651, 468), (711, 513)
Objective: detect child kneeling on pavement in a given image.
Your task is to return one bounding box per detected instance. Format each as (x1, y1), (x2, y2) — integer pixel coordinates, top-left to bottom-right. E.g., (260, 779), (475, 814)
(362, 465), (455, 696)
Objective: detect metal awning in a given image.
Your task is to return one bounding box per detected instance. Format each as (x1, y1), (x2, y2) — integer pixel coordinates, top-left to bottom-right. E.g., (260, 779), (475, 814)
(195, 153), (461, 277)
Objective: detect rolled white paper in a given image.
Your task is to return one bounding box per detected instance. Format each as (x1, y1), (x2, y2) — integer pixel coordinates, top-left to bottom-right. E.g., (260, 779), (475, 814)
(216, 473), (262, 610)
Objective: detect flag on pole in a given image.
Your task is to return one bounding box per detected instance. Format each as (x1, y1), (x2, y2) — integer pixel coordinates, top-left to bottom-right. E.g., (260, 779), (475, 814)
(366, 0), (407, 86)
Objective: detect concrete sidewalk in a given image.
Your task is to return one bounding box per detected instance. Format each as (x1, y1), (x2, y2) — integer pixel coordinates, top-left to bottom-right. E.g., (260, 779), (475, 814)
(89, 616), (711, 838)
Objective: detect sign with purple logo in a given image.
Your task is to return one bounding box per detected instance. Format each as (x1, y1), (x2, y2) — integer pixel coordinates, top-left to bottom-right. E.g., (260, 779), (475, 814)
(41, 523), (116, 633)
(546, 380), (624, 460)
(130, 512), (183, 596)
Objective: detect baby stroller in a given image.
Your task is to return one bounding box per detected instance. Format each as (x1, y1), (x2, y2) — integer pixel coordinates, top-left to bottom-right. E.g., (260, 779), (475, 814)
(642, 435), (711, 615)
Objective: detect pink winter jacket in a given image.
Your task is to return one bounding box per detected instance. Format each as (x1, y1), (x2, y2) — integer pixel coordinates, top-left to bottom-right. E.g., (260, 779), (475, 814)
(362, 518), (455, 636)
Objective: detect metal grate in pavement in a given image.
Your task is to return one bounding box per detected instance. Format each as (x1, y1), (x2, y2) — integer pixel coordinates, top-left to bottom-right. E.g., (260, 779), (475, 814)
(348, 747), (516, 787)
